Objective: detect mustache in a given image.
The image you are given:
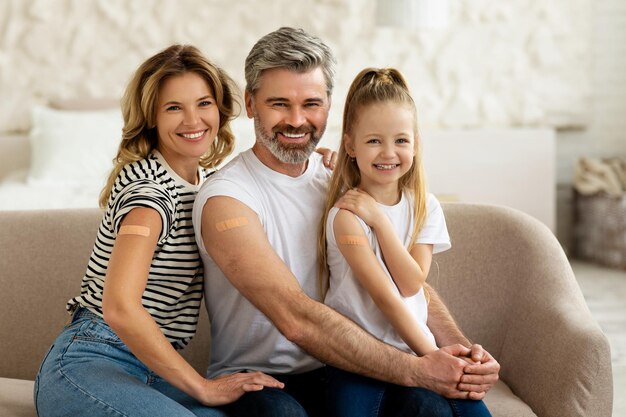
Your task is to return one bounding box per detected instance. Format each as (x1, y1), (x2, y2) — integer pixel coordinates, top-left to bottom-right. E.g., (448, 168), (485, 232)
(271, 124), (316, 135)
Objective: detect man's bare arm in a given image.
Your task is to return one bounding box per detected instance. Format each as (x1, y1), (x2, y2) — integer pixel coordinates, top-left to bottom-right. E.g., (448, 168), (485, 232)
(201, 196), (471, 398)
(425, 283), (500, 398)
(425, 283), (470, 347)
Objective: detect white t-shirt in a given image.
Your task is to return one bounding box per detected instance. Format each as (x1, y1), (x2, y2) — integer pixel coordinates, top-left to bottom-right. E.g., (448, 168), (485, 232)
(193, 149), (331, 377)
(324, 192), (451, 354)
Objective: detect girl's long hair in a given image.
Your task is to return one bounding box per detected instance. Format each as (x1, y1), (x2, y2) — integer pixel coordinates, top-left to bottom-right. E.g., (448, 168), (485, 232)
(317, 67), (427, 296)
(99, 44), (239, 208)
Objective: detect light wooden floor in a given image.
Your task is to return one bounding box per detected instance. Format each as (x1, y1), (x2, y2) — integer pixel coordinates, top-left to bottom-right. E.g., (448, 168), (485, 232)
(572, 260), (626, 417)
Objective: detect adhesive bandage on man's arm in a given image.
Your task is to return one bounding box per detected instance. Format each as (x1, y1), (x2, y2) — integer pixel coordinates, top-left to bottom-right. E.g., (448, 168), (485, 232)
(337, 235), (369, 246)
(215, 217), (249, 232)
(118, 225), (151, 237)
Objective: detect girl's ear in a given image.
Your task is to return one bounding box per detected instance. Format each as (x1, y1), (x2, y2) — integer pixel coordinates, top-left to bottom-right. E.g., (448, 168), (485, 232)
(343, 134), (355, 157)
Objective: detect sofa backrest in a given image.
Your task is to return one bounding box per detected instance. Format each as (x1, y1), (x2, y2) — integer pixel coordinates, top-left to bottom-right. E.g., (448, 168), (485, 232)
(0, 203), (565, 382)
(0, 209), (100, 379)
(0, 208), (211, 380)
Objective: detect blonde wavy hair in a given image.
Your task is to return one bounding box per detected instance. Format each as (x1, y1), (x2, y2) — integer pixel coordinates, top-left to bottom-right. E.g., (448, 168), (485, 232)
(99, 44), (239, 208)
(317, 67), (427, 296)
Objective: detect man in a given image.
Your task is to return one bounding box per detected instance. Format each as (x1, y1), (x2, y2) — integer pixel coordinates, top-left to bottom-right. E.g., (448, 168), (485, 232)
(193, 27), (499, 416)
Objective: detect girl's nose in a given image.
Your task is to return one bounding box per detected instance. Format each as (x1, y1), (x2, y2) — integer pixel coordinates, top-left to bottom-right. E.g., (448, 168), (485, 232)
(381, 143), (395, 157)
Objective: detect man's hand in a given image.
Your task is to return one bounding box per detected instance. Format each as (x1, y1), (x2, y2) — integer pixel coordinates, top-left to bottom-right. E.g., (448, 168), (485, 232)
(458, 344), (500, 399)
(412, 344), (473, 399)
(315, 147), (337, 169)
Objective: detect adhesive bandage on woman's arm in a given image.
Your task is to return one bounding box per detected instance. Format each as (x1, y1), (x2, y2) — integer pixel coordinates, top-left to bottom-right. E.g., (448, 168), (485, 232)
(118, 225), (151, 237)
(337, 235), (369, 246)
(215, 217), (249, 232)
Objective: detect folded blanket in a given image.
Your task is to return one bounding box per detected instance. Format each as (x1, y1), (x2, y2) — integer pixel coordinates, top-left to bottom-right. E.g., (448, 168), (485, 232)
(574, 157), (626, 196)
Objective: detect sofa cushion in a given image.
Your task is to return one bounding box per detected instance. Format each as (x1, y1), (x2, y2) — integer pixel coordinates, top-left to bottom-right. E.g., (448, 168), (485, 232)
(484, 380), (537, 416)
(1, 376), (532, 417)
(0, 377), (37, 417)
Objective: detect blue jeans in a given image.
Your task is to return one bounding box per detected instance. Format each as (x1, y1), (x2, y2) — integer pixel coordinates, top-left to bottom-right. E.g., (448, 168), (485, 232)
(34, 308), (228, 417)
(220, 367), (327, 417)
(326, 366), (492, 417)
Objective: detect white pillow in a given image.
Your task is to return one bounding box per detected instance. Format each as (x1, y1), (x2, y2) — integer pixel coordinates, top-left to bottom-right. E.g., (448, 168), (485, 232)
(28, 106), (123, 185)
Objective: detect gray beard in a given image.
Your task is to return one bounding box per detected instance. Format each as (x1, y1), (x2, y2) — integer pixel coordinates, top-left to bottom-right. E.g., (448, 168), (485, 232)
(254, 117), (325, 165)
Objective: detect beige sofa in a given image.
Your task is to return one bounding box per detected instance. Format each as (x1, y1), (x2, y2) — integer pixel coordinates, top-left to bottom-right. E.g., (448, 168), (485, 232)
(0, 204), (613, 417)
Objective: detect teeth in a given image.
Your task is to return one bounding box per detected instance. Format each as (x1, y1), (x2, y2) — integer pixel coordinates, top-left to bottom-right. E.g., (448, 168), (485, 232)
(375, 164), (398, 170)
(181, 131), (204, 139)
(282, 132), (306, 138)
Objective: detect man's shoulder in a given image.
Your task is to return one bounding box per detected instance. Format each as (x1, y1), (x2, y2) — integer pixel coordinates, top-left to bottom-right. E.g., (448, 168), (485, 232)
(204, 152), (253, 186)
(309, 151), (330, 172)
(307, 152), (332, 186)
(195, 151), (259, 209)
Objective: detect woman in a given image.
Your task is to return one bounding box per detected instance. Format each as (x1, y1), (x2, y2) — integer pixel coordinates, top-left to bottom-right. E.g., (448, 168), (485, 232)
(34, 44), (283, 417)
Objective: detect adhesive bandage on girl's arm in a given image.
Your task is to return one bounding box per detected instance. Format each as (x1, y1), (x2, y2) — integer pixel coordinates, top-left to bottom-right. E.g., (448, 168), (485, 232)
(337, 235), (369, 246)
(118, 225), (151, 237)
(215, 217), (249, 232)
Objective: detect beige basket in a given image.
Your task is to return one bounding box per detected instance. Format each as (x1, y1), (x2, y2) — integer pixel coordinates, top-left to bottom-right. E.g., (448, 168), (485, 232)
(573, 191), (626, 268)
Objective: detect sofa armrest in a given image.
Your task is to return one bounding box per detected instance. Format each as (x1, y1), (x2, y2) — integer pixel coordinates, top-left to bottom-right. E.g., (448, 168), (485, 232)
(500, 268), (612, 417)
(435, 203), (613, 417)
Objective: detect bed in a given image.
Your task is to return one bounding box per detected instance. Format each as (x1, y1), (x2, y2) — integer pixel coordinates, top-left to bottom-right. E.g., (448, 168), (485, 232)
(0, 104), (122, 210)
(0, 104), (556, 232)
(0, 105), (257, 211)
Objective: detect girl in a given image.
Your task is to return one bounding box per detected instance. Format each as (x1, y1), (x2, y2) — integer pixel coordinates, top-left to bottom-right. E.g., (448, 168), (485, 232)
(34, 45), (284, 417)
(318, 68), (492, 417)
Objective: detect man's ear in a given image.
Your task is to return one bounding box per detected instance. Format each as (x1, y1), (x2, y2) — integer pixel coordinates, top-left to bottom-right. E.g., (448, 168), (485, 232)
(244, 90), (254, 118)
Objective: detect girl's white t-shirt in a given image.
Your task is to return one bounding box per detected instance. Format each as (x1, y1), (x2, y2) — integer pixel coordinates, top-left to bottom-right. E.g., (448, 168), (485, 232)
(325, 192), (451, 354)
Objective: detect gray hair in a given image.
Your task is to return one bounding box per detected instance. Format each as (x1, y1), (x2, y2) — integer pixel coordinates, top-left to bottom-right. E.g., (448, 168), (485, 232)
(244, 27), (337, 96)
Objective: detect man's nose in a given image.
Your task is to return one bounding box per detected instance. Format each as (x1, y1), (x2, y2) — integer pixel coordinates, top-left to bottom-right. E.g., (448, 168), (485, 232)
(285, 107), (306, 127)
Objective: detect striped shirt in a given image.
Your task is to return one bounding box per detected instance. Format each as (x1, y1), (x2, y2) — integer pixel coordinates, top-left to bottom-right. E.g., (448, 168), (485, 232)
(67, 150), (209, 349)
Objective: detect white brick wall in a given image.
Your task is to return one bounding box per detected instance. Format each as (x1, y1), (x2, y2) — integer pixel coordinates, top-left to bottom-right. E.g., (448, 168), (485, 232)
(0, 0), (591, 133)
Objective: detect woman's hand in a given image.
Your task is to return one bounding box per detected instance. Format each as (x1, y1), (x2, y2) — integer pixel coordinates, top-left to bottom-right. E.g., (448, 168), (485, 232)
(335, 188), (385, 228)
(315, 147), (337, 170)
(197, 371), (284, 406)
